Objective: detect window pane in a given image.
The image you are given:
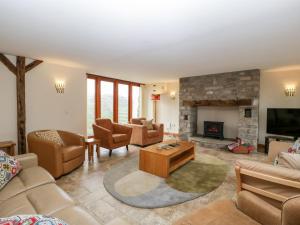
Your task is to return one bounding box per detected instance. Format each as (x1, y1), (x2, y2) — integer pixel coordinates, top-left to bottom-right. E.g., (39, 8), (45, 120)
(101, 81), (114, 120)
(118, 83), (129, 124)
(132, 86), (141, 118)
(87, 79), (95, 136)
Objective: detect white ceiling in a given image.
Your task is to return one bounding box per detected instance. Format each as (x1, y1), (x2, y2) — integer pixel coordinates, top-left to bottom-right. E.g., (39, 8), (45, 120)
(0, 0), (299, 83)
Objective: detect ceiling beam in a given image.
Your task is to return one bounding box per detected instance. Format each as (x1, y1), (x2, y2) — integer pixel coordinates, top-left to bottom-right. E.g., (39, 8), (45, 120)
(25, 60), (43, 73)
(0, 53), (17, 75)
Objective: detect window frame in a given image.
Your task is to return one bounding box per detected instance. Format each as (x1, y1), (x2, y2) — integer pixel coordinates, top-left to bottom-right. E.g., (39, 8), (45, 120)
(86, 73), (142, 124)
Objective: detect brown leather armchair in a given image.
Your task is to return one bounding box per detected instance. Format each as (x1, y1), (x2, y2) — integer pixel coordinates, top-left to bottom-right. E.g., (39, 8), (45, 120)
(129, 117), (164, 146)
(27, 130), (85, 178)
(93, 118), (132, 157)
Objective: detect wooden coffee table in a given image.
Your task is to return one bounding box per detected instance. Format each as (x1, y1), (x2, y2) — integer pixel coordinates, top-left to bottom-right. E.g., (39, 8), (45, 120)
(139, 140), (195, 178)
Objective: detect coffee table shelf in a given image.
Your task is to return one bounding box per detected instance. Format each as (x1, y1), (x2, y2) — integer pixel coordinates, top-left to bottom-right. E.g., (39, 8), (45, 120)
(139, 141), (195, 178)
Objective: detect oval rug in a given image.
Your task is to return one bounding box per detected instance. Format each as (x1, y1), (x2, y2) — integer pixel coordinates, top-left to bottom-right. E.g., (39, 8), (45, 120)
(103, 154), (229, 208)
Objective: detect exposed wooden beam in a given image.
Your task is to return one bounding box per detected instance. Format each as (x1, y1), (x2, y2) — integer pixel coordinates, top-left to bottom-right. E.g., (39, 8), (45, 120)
(25, 60), (43, 73)
(0, 53), (17, 75)
(16, 56), (27, 154)
(183, 99), (253, 107)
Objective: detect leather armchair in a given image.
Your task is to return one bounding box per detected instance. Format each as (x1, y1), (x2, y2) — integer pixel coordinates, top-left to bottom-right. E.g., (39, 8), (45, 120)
(27, 130), (85, 178)
(93, 118), (132, 157)
(129, 117), (164, 146)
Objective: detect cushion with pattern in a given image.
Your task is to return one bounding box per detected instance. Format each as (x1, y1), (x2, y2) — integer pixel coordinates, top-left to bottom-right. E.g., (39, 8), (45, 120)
(0, 215), (68, 225)
(35, 130), (64, 146)
(0, 150), (22, 190)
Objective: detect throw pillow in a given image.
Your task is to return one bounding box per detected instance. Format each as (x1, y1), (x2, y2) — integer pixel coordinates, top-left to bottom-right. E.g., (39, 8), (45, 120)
(287, 139), (300, 154)
(35, 130), (64, 146)
(141, 119), (153, 130)
(0, 150), (22, 190)
(277, 152), (300, 170)
(0, 215), (68, 225)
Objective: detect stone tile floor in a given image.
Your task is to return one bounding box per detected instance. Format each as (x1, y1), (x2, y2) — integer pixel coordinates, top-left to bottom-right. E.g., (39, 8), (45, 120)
(56, 144), (266, 225)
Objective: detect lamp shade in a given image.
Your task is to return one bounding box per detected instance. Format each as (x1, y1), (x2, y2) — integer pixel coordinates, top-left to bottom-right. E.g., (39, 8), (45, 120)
(151, 94), (160, 100)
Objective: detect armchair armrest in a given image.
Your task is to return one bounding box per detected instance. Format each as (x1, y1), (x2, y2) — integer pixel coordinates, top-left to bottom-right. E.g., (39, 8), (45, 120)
(58, 130), (84, 146)
(153, 123), (164, 133)
(282, 195), (300, 225)
(236, 191), (281, 225)
(93, 124), (113, 146)
(15, 153), (38, 169)
(113, 123), (132, 136)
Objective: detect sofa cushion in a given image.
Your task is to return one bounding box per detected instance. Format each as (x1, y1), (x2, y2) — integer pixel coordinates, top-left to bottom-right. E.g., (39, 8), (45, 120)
(35, 130), (65, 146)
(62, 146), (84, 162)
(112, 134), (128, 143)
(0, 166), (54, 202)
(141, 119), (153, 130)
(147, 130), (159, 138)
(0, 193), (37, 216)
(26, 183), (75, 215)
(0, 215), (68, 225)
(278, 152), (300, 170)
(51, 206), (99, 225)
(0, 151), (22, 190)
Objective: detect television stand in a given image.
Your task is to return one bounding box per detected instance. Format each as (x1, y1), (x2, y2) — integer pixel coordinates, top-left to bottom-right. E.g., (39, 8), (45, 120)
(264, 135), (295, 154)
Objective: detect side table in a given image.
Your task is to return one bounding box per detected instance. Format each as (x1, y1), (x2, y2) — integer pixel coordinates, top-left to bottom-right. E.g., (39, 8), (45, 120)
(84, 138), (101, 162)
(0, 141), (16, 156)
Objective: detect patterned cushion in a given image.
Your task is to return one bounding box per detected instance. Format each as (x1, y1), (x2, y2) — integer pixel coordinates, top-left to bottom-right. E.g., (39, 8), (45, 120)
(141, 119), (154, 130)
(0, 150), (22, 190)
(0, 215), (68, 225)
(35, 130), (64, 146)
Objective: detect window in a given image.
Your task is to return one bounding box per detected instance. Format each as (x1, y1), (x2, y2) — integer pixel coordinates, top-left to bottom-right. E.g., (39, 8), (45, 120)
(87, 79), (95, 136)
(132, 85), (141, 118)
(86, 74), (142, 135)
(118, 83), (129, 123)
(100, 81), (114, 120)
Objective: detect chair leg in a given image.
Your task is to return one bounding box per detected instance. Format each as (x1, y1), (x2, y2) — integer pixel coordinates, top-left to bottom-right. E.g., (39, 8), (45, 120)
(109, 149), (112, 157)
(126, 145), (129, 151)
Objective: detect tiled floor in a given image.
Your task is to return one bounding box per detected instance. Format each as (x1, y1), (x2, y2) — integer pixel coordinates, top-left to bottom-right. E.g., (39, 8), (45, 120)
(56, 144), (266, 225)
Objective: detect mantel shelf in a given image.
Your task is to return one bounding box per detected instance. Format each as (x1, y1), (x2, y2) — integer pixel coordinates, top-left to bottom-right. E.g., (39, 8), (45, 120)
(183, 99), (253, 107)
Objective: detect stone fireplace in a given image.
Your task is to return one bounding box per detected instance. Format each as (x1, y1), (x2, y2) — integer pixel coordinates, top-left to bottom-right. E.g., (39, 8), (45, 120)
(179, 69), (260, 148)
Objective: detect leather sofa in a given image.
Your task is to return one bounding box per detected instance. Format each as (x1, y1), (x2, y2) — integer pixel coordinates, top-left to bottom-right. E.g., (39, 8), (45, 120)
(27, 130), (85, 178)
(93, 118), (132, 157)
(129, 118), (164, 146)
(0, 153), (99, 225)
(174, 140), (300, 225)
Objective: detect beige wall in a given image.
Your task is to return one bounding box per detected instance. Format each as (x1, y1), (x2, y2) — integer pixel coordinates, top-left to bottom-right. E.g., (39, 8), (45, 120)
(259, 69), (300, 144)
(142, 82), (179, 133)
(0, 56), (87, 148)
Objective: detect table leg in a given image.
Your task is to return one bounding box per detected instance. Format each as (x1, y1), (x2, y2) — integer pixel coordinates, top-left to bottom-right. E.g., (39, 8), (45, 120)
(96, 144), (100, 158)
(88, 144), (93, 162)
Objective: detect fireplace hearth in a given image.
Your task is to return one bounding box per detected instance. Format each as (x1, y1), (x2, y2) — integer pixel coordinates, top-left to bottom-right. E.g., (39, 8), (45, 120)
(204, 121), (224, 140)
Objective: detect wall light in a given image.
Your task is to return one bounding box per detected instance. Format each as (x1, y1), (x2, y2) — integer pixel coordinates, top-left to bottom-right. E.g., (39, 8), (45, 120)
(55, 80), (65, 94)
(285, 86), (296, 97)
(170, 91), (176, 100)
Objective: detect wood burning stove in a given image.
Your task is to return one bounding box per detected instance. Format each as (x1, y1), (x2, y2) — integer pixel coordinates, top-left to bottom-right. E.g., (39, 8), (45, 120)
(204, 121), (224, 139)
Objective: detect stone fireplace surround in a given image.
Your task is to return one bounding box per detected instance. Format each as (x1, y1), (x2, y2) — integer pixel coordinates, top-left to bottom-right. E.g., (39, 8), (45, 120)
(179, 69), (260, 148)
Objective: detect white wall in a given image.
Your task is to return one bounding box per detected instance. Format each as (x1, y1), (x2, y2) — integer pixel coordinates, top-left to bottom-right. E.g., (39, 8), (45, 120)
(142, 82), (179, 133)
(259, 69), (300, 144)
(0, 56), (87, 148)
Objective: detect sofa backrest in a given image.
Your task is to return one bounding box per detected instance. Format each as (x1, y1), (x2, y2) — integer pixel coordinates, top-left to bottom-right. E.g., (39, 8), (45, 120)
(96, 118), (113, 131)
(130, 118), (146, 125)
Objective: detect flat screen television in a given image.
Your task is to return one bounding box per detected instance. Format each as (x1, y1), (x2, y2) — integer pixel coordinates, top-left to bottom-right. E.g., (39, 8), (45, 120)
(267, 108), (300, 138)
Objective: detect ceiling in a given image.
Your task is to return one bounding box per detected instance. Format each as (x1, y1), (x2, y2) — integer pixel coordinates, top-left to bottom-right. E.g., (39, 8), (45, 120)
(0, 0), (299, 83)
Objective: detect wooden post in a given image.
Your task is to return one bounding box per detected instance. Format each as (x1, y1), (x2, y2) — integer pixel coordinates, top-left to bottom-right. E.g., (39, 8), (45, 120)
(16, 56), (26, 154)
(0, 53), (42, 154)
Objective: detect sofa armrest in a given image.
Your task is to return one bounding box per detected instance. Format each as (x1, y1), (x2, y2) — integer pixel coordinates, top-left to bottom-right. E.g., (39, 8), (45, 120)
(236, 191), (281, 225)
(282, 195), (300, 225)
(58, 130), (84, 146)
(15, 153), (38, 169)
(268, 141), (293, 163)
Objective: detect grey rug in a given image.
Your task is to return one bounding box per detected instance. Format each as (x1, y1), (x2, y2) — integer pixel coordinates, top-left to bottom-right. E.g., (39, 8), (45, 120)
(103, 154), (229, 208)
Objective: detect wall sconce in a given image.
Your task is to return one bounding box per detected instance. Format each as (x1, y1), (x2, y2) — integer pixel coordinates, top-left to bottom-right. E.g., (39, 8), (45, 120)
(55, 80), (65, 94)
(285, 86), (296, 97)
(170, 91), (176, 100)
